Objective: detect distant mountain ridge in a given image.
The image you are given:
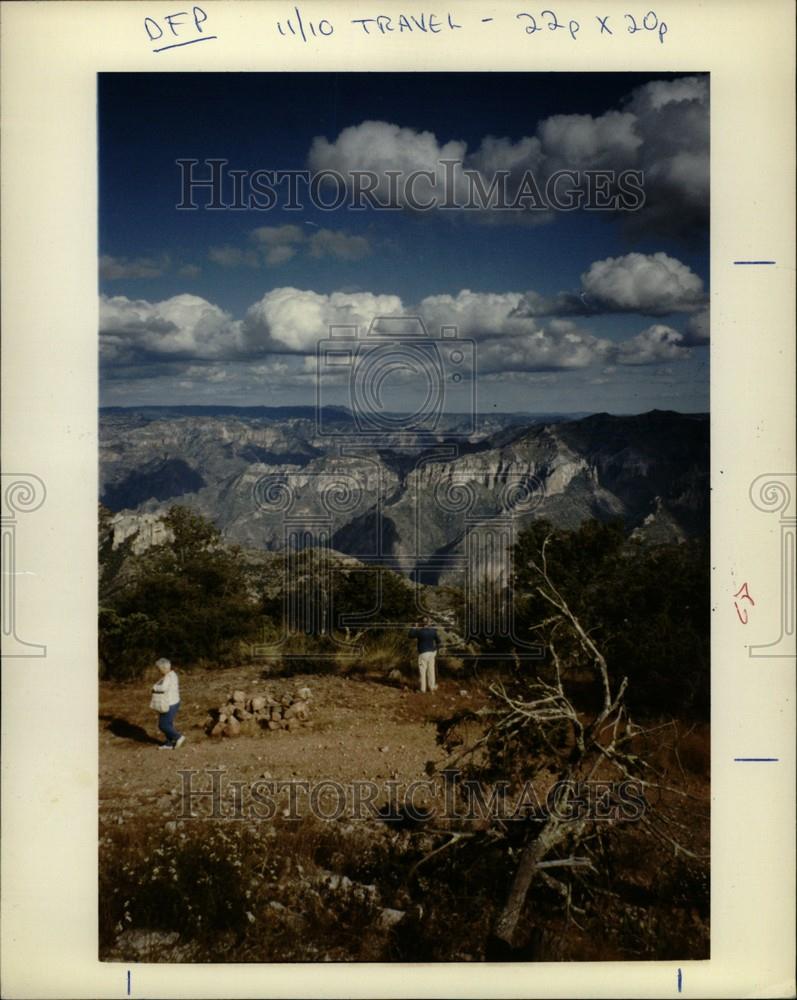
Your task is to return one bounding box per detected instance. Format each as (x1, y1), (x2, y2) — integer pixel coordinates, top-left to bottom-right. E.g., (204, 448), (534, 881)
(100, 408), (708, 581)
(100, 405), (592, 421)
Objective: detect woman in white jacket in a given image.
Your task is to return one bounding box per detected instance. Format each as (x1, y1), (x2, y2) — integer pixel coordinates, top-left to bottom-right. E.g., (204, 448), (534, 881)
(151, 657), (185, 750)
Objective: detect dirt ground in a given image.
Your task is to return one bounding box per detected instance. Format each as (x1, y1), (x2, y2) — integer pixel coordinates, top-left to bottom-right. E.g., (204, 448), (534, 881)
(99, 668), (487, 819)
(99, 667), (710, 963)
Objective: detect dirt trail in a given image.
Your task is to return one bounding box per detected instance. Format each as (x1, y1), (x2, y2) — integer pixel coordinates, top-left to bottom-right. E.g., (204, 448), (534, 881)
(99, 670), (487, 817)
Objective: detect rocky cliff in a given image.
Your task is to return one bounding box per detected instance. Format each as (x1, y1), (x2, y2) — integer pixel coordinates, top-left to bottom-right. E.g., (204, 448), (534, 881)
(100, 408), (708, 581)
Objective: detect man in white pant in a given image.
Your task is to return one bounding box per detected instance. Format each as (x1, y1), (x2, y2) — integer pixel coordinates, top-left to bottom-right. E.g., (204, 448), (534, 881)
(408, 617), (439, 693)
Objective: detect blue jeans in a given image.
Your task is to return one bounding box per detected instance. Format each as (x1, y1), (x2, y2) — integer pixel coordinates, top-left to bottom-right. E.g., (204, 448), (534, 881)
(158, 701), (181, 745)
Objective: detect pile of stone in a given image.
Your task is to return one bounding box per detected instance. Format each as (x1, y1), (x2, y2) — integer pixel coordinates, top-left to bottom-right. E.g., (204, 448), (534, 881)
(205, 687), (312, 738)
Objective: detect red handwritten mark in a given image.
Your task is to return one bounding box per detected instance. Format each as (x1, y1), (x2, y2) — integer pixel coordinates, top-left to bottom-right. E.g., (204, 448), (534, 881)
(733, 582), (755, 624)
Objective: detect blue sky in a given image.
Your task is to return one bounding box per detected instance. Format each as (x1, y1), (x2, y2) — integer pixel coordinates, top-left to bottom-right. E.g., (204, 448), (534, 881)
(99, 72), (709, 413)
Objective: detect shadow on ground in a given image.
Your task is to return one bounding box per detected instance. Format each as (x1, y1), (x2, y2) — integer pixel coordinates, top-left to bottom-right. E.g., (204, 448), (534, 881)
(100, 715), (161, 745)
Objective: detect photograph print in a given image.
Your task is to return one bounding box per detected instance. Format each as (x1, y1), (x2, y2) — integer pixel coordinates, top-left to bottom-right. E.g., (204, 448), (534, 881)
(98, 70), (710, 963)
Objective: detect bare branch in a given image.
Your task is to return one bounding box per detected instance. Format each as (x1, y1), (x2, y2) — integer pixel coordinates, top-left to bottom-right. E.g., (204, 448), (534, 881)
(535, 857), (595, 871)
(407, 832), (473, 880)
(538, 871), (587, 925)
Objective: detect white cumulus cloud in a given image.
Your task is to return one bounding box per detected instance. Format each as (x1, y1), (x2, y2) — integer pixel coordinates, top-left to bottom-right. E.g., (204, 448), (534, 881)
(418, 290), (612, 371)
(580, 252), (705, 314)
(514, 252), (706, 319)
(100, 293), (243, 364)
(615, 324), (691, 365)
(418, 290), (526, 339)
(306, 76), (708, 236)
(309, 120), (468, 207)
(683, 307), (709, 345)
(100, 286), (699, 382)
(242, 287), (404, 353)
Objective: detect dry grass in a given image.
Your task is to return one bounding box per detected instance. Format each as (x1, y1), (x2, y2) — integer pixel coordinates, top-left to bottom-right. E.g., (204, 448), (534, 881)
(99, 667), (709, 963)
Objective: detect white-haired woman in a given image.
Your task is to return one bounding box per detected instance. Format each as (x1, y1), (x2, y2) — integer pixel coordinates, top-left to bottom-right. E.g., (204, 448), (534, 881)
(150, 657), (185, 750)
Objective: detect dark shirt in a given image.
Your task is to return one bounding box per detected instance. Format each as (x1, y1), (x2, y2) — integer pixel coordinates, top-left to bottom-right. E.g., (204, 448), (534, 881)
(409, 627), (438, 654)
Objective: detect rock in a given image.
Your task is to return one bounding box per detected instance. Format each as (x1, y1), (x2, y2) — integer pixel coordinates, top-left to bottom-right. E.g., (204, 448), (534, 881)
(388, 669), (402, 681)
(114, 928), (180, 955)
(377, 908), (406, 930)
(459, 689), (468, 697)
(205, 686), (316, 739)
(354, 883), (378, 903)
(379, 746), (389, 753)
(284, 701), (309, 721)
(321, 872), (378, 903)
(106, 930), (216, 962)
(324, 874), (350, 892)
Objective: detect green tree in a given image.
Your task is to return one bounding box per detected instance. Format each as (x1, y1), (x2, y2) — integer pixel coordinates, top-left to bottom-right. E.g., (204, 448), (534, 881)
(511, 520), (709, 718)
(99, 506), (264, 678)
